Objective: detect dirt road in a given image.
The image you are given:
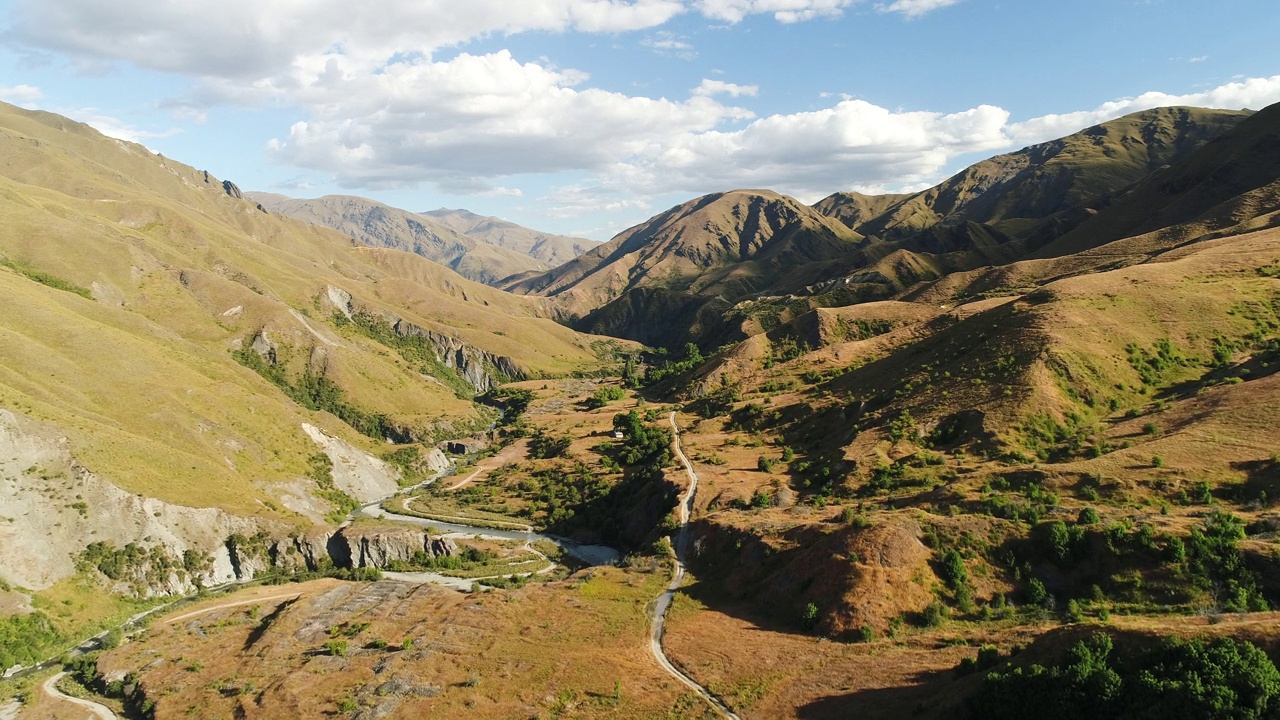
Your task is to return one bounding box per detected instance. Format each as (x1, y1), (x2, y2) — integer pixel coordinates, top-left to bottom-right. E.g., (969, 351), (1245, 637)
(41, 673), (117, 720)
(651, 412), (742, 720)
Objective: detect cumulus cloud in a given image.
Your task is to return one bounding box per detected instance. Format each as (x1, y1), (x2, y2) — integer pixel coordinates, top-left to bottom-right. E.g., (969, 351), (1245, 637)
(542, 183), (654, 218)
(695, 0), (858, 23)
(262, 50), (755, 188)
(10, 0), (960, 78)
(596, 100), (1011, 203)
(1007, 74), (1280, 147)
(63, 108), (180, 146)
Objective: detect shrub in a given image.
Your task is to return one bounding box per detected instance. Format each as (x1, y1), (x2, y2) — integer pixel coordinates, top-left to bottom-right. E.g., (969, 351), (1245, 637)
(801, 603), (819, 630)
(938, 549), (969, 591)
(922, 600), (948, 627)
(585, 385), (626, 409)
(970, 633), (1280, 720)
(528, 430), (572, 459)
(1026, 577), (1048, 606)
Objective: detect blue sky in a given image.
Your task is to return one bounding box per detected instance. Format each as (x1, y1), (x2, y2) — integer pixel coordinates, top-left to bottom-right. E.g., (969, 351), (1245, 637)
(1, 0), (1279, 240)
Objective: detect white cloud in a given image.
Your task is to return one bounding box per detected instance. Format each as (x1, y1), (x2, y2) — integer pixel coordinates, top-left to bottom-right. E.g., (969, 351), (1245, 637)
(642, 31), (697, 59)
(692, 79), (759, 97)
(61, 108), (180, 146)
(0, 84), (43, 102)
(876, 0), (960, 18)
(262, 50), (755, 190)
(1189, 55), (1209, 63)
(542, 183), (654, 218)
(11, 0), (688, 77)
(599, 99), (1011, 202)
(695, 0), (858, 23)
(1007, 74), (1280, 147)
(10, 0), (959, 80)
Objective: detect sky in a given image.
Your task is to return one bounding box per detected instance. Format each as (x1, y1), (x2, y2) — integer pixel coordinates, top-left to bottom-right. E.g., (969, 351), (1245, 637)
(1, 0), (1279, 240)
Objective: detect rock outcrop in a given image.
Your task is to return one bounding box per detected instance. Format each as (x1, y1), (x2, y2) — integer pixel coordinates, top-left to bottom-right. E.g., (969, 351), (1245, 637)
(391, 318), (522, 392)
(225, 524), (459, 580)
(333, 525), (459, 569)
(319, 284), (522, 393)
(0, 409), (266, 595)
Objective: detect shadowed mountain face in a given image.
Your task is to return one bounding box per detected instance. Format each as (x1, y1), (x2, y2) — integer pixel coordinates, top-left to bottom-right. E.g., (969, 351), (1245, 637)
(249, 193), (549, 285)
(814, 106), (1252, 258)
(420, 207), (597, 268)
(1033, 100), (1280, 258)
(505, 189), (868, 344)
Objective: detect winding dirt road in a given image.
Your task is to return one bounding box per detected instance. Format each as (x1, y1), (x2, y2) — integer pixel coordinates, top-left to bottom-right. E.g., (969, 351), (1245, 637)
(652, 412), (742, 720)
(41, 673), (117, 720)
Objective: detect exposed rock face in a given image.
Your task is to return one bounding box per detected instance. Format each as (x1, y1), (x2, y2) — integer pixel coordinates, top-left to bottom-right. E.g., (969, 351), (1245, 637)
(334, 525), (458, 569)
(392, 318), (522, 392)
(222, 180), (243, 199)
(300, 423), (401, 504)
(325, 284), (354, 319)
(249, 330), (277, 363)
(0, 409), (266, 594)
(318, 284), (524, 393)
(440, 437), (488, 455)
(225, 524), (459, 579)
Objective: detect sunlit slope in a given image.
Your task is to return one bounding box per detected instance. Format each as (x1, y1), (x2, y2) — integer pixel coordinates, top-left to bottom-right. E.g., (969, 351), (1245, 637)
(0, 101), (603, 517)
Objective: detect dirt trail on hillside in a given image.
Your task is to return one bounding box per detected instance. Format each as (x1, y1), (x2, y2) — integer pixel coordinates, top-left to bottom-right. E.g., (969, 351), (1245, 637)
(40, 673), (117, 720)
(651, 412), (742, 720)
(445, 440), (529, 491)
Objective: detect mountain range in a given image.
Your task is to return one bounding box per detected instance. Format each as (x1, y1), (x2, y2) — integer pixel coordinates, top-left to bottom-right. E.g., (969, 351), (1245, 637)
(7, 95), (1280, 720)
(250, 193), (596, 286)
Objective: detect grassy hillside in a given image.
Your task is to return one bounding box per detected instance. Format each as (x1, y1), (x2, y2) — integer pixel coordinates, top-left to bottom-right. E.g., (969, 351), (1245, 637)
(1038, 101), (1280, 258)
(0, 100), (606, 520)
(817, 107), (1250, 255)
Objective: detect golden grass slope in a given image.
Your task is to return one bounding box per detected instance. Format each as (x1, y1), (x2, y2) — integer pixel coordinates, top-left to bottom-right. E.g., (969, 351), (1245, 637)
(0, 101), (604, 518)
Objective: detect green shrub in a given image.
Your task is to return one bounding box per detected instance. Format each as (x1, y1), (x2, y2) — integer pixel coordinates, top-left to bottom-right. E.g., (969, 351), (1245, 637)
(585, 385), (626, 409)
(528, 430), (572, 459)
(971, 633), (1280, 720)
(922, 600), (948, 627)
(938, 549), (968, 591)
